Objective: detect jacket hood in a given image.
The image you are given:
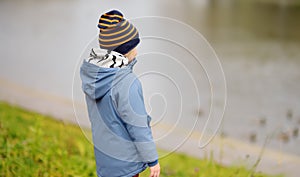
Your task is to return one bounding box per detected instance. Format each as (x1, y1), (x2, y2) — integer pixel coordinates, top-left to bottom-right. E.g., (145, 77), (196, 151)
(80, 48), (137, 100)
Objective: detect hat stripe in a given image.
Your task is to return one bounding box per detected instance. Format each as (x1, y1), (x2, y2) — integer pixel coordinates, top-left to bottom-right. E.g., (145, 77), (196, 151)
(98, 23), (118, 30)
(100, 21), (131, 37)
(100, 18), (120, 23)
(99, 29), (138, 48)
(100, 20), (128, 32)
(99, 25), (135, 42)
(99, 23), (132, 39)
(98, 23), (115, 27)
(103, 14), (123, 19)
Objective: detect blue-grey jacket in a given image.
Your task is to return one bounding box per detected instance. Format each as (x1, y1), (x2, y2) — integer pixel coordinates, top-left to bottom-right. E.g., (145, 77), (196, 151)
(80, 52), (158, 177)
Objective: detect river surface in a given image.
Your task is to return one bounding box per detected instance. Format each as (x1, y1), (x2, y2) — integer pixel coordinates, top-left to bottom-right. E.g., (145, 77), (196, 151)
(1, 0), (300, 157)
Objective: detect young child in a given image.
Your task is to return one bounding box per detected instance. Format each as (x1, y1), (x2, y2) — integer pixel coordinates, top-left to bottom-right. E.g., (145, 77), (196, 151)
(80, 10), (160, 177)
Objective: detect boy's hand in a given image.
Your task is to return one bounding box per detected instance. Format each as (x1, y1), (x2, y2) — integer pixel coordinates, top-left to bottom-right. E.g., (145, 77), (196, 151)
(149, 163), (160, 177)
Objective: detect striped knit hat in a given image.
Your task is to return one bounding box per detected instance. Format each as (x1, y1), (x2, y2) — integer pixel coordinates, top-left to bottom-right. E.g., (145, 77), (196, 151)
(98, 10), (140, 55)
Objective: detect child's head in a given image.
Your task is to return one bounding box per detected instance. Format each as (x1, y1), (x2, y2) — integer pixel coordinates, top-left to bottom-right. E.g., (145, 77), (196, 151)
(98, 10), (140, 61)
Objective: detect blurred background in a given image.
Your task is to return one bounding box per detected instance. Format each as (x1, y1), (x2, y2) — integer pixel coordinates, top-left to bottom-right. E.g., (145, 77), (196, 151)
(0, 0), (300, 176)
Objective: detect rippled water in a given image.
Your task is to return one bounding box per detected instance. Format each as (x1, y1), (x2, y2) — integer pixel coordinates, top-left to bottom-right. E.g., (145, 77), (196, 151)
(0, 0), (300, 155)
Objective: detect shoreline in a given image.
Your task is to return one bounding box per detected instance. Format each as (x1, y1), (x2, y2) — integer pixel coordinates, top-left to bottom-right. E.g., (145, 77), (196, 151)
(1, 77), (299, 176)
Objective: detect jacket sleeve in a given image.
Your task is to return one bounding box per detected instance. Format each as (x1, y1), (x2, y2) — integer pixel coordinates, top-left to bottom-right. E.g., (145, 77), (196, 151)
(112, 77), (158, 164)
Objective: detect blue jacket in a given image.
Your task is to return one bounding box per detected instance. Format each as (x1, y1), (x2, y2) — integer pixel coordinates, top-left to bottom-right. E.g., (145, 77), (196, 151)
(80, 53), (158, 177)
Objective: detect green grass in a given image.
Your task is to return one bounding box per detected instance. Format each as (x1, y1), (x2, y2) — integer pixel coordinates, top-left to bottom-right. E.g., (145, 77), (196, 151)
(0, 102), (283, 177)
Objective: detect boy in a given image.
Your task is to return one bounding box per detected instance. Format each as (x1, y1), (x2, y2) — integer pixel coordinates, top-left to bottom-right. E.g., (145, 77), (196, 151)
(80, 10), (160, 177)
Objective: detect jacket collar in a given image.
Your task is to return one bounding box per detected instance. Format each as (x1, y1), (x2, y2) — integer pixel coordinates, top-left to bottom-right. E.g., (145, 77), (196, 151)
(126, 58), (137, 70)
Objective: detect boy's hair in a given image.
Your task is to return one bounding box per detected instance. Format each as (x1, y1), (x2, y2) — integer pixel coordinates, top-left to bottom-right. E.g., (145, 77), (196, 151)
(98, 10), (140, 55)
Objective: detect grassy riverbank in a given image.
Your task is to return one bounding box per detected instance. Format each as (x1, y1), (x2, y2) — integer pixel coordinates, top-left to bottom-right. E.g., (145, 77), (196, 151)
(0, 102), (283, 177)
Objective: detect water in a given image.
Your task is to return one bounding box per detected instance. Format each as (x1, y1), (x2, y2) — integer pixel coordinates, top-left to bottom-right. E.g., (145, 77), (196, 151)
(1, 0), (300, 158)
